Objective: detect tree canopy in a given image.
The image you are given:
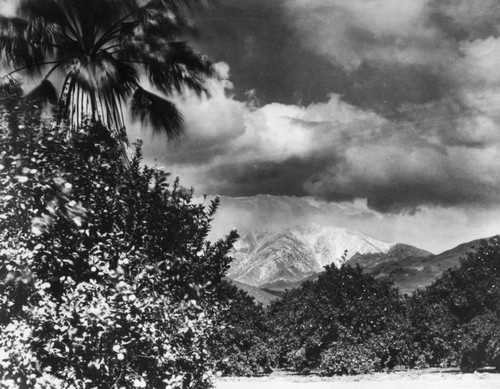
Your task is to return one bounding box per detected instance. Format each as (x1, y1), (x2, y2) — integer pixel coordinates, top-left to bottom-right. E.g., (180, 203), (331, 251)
(0, 109), (237, 388)
(0, 0), (214, 144)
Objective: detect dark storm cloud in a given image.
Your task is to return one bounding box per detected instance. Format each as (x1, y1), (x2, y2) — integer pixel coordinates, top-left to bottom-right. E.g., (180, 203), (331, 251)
(203, 155), (347, 199)
(193, 0), (452, 117)
(193, 0), (348, 105)
(152, 80), (500, 214)
(134, 0), (500, 214)
(306, 156), (499, 213)
(429, 0), (500, 42)
(342, 61), (445, 116)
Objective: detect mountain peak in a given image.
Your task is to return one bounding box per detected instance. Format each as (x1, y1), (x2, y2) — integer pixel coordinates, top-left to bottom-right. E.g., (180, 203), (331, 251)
(228, 223), (394, 287)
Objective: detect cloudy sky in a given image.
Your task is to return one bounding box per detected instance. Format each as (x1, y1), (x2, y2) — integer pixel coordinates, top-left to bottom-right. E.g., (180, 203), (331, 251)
(4, 0), (500, 253)
(129, 0), (500, 253)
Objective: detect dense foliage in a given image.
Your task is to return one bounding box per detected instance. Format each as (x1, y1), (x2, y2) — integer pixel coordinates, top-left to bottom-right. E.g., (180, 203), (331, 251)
(407, 237), (500, 371)
(263, 238), (500, 375)
(266, 264), (408, 374)
(0, 112), (237, 389)
(208, 281), (272, 376)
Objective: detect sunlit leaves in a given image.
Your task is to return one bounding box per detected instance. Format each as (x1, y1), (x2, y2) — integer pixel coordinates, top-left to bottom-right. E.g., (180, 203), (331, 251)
(0, 115), (237, 388)
(267, 265), (407, 373)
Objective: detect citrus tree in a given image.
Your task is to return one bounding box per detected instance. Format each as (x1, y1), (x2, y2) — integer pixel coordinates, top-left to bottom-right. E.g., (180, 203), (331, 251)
(0, 110), (237, 388)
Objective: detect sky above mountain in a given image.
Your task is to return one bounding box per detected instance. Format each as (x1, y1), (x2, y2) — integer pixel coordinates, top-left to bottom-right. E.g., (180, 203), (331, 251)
(2, 0), (500, 252)
(132, 0), (500, 252)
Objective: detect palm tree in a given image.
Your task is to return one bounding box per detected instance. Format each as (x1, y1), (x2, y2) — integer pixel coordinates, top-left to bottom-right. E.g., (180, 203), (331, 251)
(0, 0), (214, 145)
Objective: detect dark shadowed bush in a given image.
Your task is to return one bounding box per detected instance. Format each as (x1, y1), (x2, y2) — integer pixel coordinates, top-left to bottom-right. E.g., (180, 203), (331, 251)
(319, 342), (380, 376)
(266, 264), (407, 373)
(459, 312), (500, 372)
(208, 281), (273, 376)
(407, 237), (500, 370)
(0, 114), (237, 389)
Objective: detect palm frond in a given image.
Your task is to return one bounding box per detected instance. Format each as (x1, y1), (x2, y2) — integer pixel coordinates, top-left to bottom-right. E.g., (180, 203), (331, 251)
(70, 54), (138, 98)
(146, 42), (214, 96)
(115, 3), (199, 52)
(150, 62), (211, 96)
(26, 18), (63, 57)
(141, 0), (187, 15)
(130, 87), (184, 138)
(119, 39), (213, 96)
(0, 15), (45, 74)
(19, 0), (139, 45)
(121, 0), (209, 46)
(0, 36), (45, 77)
(25, 79), (57, 106)
(62, 0), (140, 35)
(134, 9), (198, 40)
(81, 0), (139, 19)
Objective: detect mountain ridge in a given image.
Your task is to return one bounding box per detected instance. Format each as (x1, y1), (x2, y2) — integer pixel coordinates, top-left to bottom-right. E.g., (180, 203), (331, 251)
(227, 232), (497, 304)
(365, 237), (489, 294)
(228, 222), (394, 287)
(228, 222), (497, 297)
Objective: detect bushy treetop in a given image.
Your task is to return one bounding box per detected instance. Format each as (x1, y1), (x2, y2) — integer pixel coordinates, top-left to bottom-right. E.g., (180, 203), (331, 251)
(0, 112), (237, 389)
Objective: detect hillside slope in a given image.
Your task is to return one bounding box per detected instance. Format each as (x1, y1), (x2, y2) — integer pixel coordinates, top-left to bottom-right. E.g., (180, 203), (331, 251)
(341, 238), (494, 294)
(224, 277), (280, 306)
(228, 223), (394, 287)
(229, 220), (496, 295)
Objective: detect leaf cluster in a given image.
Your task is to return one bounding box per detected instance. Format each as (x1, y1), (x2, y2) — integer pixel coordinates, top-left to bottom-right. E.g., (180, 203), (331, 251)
(207, 281), (273, 376)
(266, 264), (407, 373)
(407, 237), (500, 369)
(0, 113), (237, 389)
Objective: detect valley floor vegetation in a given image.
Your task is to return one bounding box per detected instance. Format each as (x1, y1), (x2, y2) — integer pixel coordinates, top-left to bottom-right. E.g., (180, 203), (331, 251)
(0, 110), (499, 389)
(219, 236), (500, 377)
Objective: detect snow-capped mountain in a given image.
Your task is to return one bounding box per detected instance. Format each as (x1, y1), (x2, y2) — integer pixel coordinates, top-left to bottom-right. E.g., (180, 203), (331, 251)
(228, 223), (394, 287)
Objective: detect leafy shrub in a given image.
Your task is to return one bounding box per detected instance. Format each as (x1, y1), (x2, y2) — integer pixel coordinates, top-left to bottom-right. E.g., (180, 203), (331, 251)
(208, 281), (272, 376)
(0, 116), (237, 388)
(406, 295), (459, 368)
(319, 342), (380, 376)
(406, 237), (500, 370)
(266, 237), (500, 375)
(363, 329), (415, 370)
(424, 238), (500, 324)
(266, 264), (406, 373)
(317, 324), (416, 376)
(459, 313), (500, 372)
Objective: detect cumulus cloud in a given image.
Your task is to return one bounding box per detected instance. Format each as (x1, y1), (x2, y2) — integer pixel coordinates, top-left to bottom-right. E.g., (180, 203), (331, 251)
(285, 0), (445, 69)
(283, 0), (500, 121)
(133, 58), (500, 214)
(430, 0), (500, 41)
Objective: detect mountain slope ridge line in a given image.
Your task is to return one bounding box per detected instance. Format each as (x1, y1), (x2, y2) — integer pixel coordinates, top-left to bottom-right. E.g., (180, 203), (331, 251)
(228, 222), (396, 287)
